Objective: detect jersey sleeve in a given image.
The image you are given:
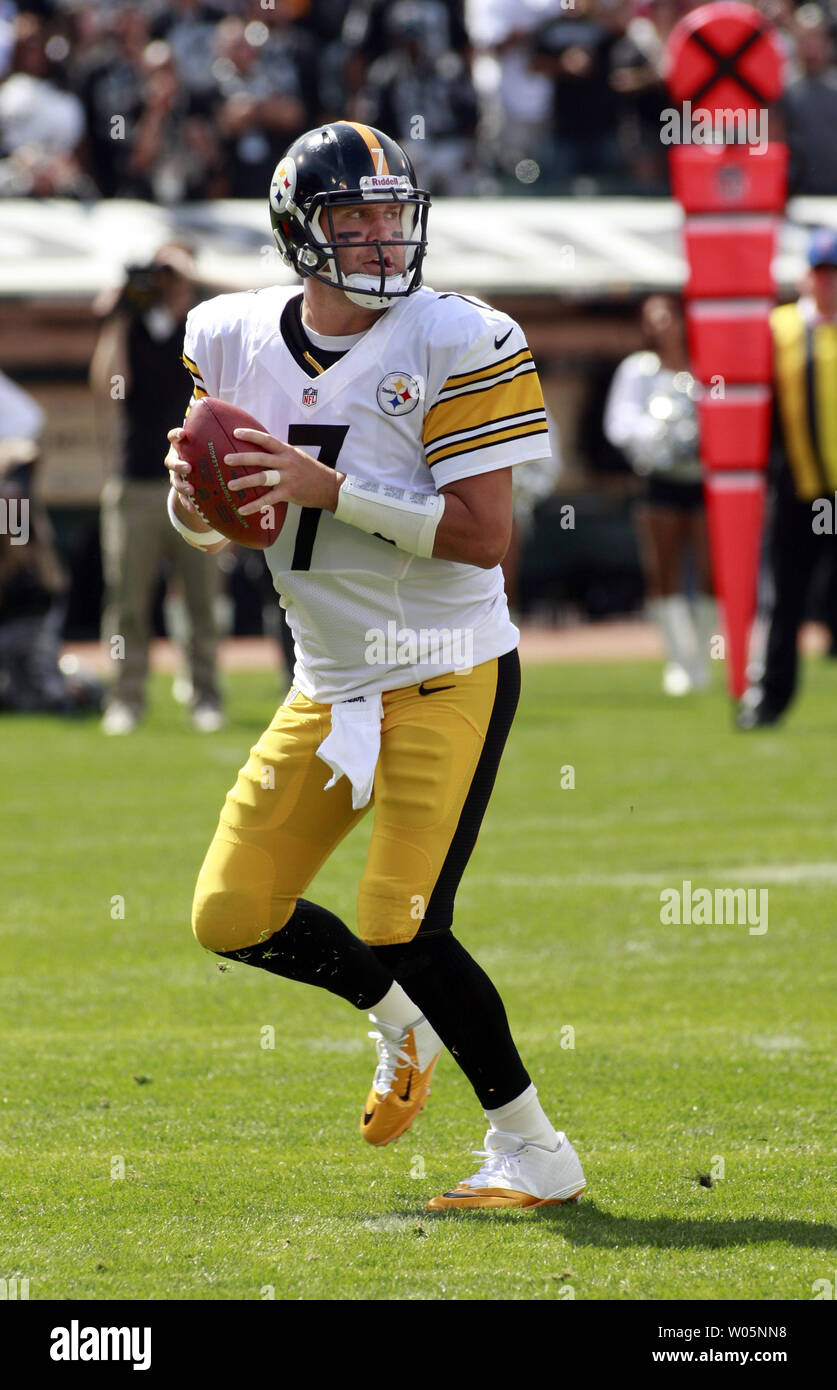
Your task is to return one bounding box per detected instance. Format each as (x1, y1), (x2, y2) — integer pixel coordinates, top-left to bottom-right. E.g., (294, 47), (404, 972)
(181, 302), (218, 415)
(422, 317), (552, 488)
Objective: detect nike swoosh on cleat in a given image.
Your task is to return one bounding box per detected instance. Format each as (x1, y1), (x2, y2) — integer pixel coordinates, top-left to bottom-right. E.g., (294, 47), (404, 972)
(418, 682), (455, 696)
(362, 1112), (374, 1125)
(494, 328), (513, 349)
(399, 1074), (412, 1103)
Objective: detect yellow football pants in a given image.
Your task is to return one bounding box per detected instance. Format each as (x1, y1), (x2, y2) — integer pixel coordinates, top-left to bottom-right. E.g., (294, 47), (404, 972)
(191, 650), (520, 950)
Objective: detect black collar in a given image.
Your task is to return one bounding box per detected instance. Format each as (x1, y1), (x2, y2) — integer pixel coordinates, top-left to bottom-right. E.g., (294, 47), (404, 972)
(280, 293), (350, 379)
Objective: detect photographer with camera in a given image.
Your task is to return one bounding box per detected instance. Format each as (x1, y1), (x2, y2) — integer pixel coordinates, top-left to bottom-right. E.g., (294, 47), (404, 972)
(91, 243), (223, 734)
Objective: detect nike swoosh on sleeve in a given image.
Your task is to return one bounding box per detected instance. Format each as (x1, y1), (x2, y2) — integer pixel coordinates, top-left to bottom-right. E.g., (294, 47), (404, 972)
(494, 328), (513, 349)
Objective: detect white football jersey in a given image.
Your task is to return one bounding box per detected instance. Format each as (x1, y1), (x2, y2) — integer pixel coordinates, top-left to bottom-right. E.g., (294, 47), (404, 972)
(182, 283), (551, 702)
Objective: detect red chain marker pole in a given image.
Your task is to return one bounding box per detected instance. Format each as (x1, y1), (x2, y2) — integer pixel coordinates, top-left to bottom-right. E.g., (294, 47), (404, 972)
(663, 1), (787, 699)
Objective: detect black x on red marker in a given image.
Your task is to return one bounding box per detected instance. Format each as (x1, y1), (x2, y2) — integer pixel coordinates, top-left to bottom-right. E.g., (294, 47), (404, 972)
(665, 2), (784, 114)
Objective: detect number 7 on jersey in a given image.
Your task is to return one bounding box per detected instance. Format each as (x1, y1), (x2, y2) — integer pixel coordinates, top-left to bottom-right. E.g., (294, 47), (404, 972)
(288, 423), (349, 571)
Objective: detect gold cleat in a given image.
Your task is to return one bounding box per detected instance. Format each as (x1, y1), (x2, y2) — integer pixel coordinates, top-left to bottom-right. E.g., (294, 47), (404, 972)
(360, 1017), (442, 1147)
(427, 1131), (586, 1210)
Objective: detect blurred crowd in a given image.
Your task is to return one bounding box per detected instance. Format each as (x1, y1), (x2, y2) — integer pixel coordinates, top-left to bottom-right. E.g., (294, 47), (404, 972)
(4, 0), (837, 201)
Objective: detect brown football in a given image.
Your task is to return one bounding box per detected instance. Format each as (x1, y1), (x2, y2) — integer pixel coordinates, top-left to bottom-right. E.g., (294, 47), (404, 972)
(178, 397), (287, 550)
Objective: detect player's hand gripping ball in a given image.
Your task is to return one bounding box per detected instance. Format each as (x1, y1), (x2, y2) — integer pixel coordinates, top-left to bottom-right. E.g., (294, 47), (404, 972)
(177, 397), (287, 549)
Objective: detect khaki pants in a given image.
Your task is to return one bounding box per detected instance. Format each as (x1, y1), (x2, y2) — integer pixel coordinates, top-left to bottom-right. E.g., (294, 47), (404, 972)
(100, 477), (221, 713)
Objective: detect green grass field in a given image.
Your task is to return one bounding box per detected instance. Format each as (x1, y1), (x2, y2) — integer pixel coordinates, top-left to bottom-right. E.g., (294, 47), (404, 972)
(1, 657), (835, 1302)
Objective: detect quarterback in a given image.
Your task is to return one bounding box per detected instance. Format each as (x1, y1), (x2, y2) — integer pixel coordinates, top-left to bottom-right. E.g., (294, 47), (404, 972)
(165, 121), (585, 1209)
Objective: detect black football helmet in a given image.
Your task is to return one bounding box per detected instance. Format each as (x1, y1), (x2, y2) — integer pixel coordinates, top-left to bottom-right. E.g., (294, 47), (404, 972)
(269, 122), (431, 310)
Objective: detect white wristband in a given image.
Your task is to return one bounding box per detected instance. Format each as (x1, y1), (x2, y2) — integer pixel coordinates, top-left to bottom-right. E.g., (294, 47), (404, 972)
(167, 487), (224, 548)
(335, 475), (445, 558)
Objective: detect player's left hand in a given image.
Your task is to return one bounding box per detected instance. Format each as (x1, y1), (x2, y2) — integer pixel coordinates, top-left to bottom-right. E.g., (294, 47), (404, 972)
(225, 429), (343, 514)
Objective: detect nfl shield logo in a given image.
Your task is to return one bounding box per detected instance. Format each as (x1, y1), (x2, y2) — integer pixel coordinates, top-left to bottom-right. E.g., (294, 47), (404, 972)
(302, 386), (318, 407)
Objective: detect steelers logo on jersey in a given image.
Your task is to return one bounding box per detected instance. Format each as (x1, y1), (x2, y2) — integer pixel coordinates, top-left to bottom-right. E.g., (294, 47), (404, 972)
(377, 373), (421, 416)
(270, 157), (297, 213)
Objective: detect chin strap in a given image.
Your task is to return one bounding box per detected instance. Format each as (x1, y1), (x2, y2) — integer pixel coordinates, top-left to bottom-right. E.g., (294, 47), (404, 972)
(335, 268), (409, 311)
(342, 289), (395, 311)
(313, 249), (411, 310)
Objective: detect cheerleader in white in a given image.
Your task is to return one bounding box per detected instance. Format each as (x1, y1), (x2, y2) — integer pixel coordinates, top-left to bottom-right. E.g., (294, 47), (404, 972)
(604, 295), (716, 695)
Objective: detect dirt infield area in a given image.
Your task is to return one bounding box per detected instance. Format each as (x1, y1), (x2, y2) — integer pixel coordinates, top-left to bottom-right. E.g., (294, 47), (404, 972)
(62, 619), (831, 677)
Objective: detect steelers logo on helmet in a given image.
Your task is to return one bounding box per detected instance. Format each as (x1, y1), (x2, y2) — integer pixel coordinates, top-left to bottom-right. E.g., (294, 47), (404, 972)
(377, 372), (422, 416)
(270, 157), (297, 215)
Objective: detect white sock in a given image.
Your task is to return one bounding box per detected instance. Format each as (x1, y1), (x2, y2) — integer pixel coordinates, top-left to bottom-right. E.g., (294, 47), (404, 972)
(692, 594), (718, 682)
(369, 981), (423, 1032)
(484, 1083), (559, 1150)
(648, 595), (699, 675)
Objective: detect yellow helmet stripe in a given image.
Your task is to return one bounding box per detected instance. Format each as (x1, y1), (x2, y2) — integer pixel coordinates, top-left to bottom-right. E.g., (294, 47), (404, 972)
(343, 122), (390, 177)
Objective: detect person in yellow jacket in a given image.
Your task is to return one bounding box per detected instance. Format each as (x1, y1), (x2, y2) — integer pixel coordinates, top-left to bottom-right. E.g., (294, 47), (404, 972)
(738, 229), (837, 728)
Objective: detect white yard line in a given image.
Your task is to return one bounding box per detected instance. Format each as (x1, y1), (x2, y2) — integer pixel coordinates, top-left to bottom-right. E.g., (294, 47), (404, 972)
(483, 863), (837, 889)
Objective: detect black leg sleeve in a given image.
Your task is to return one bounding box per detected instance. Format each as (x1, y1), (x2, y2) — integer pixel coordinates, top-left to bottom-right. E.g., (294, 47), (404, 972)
(374, 933), (531, 1110)
(220, 899), (395, 1010)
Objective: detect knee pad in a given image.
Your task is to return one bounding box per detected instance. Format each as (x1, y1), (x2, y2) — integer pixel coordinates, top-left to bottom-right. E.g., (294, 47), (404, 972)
(191, 826), (293, 953)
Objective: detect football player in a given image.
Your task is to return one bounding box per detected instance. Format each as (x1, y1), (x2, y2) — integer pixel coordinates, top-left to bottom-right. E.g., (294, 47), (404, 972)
(164, 121), (585, 1210)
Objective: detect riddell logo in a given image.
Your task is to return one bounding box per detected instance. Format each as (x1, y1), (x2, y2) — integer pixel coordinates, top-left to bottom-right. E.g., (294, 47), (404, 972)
(360, 175), (406, 190)
(50, 1321), (151, 1371)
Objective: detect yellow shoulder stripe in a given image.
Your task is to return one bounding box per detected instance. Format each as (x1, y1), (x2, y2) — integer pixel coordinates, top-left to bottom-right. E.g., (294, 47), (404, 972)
(441, 348), (531, 392)
(182, 351), (204, 379)
(424, 373), (544, 446)
(427, 420), (548, 468)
